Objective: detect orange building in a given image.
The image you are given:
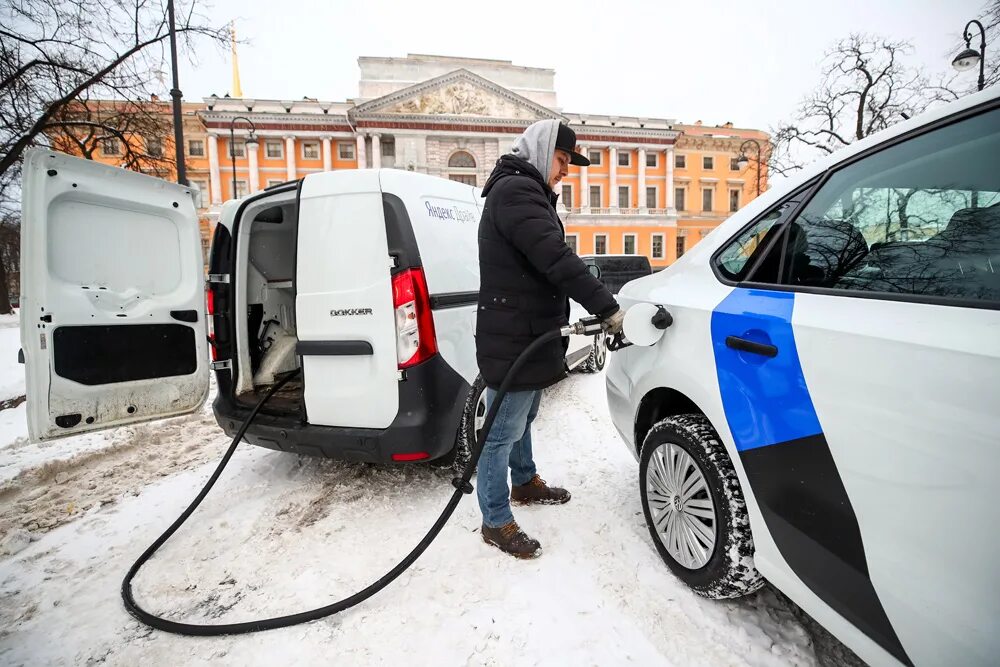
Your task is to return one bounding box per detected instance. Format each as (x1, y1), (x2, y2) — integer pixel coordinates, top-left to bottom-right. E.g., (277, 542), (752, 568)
(48, 54), (769, 271)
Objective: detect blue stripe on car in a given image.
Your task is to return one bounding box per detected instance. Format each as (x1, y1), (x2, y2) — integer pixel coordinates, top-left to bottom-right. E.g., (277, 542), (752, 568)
(710, 287), (822, 451)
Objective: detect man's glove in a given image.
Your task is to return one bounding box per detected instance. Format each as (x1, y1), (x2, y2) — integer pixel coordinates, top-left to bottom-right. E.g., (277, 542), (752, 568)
(602, 308), (626, 335)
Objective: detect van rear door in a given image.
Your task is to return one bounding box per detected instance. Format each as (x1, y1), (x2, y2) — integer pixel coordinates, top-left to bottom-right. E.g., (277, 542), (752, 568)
(19, 150), (209, 441)
(295, 171), (398, 428)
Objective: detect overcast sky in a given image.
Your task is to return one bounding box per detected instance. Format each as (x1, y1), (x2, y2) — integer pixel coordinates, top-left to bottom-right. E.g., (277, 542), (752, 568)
(177, 0), (988, 132)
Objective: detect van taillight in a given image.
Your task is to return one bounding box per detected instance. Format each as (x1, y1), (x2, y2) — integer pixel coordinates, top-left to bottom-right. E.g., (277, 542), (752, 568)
(206, 288), (217, 361)
(392, 268), (437, 368)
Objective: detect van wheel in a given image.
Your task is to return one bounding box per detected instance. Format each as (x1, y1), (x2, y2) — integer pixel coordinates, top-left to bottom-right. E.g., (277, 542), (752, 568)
(435, 376), (486, 474)
(580, 336), (607, 373)
(639, 414), (763, 599)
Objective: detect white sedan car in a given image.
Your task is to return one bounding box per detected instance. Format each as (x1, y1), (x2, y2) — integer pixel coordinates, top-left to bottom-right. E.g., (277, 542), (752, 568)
(608, 87), (999, 667)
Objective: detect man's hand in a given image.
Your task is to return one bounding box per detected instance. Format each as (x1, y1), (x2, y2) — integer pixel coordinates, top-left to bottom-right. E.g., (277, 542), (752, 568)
(602, 309), (625, 335)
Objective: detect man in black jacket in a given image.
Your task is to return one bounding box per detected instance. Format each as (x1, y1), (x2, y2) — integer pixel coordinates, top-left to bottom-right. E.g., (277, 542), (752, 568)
(476, 120), (625, 559)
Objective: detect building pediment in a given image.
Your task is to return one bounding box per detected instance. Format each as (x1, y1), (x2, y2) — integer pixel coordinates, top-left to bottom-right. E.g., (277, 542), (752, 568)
(352, 69), (563, 123)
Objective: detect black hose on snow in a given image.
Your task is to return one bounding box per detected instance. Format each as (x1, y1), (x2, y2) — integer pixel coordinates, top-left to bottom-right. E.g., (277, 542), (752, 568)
(121, 328), (564, 636)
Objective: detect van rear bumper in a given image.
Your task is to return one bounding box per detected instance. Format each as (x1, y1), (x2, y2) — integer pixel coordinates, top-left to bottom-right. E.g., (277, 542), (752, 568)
(212, 355), (470, 464)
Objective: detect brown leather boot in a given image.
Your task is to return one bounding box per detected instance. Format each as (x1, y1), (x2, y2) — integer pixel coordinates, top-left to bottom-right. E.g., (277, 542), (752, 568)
(481, 521), (542, 559)
(511, 475), (572, 505)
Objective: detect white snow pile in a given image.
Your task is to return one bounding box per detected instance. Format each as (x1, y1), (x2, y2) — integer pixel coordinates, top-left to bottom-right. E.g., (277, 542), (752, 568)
(0, 312), (861, 666)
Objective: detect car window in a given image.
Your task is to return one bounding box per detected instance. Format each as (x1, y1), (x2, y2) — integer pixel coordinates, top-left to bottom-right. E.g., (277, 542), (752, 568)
(767, 107), (1000, 304)
(716, 208), (784, 281)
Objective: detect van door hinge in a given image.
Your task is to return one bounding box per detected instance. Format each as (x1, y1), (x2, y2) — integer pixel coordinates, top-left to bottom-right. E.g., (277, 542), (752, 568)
(389, 255), (398, 268)
(208, 273), (231, 284)
(397, 370), (406, 381)
(210, 359), (232, 371)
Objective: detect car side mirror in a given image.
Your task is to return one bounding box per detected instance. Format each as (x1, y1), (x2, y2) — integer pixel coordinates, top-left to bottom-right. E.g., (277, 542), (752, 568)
(587, 264), (601, 279)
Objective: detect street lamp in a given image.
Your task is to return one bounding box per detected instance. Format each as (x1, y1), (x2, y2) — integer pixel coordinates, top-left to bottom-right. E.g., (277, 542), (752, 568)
(736, 139), (763, 196)
(953, 19), (987, 92)
(229, 116), (257, 199)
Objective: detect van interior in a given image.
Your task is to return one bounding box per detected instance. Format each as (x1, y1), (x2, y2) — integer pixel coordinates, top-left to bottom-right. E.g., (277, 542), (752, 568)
(233, 189), (303, 416)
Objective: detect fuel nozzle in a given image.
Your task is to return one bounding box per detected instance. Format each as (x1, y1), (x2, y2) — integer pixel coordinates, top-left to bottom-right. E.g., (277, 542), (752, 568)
(561, 316), (605, 337)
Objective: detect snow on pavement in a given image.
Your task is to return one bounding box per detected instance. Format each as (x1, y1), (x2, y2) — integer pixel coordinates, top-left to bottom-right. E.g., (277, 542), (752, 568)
(0, 360), (861, 665)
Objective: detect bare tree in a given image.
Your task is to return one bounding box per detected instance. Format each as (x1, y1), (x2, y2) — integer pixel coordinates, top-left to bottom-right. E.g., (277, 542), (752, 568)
(769, 35), (946, 175)
(47, 93), (176, 178)
(0, 212), (19, 314)
(0, 0), (228, 212)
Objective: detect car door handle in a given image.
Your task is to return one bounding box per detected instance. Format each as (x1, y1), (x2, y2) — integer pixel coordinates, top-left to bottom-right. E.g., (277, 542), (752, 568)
(725, 336), (778, 358)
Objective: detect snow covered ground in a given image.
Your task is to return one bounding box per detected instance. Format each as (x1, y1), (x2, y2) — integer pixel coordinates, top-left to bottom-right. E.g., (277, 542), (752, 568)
(0, 316), (864, 666)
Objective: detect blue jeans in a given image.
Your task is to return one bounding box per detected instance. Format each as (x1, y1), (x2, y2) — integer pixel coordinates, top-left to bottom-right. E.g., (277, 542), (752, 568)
(477, 388), (542, 528)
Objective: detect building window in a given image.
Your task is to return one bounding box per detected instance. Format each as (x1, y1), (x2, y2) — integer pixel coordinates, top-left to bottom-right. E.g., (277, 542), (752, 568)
(618, 151), (630, 167)
(449, 174), (477, 186)
(338, 142), (355, 160)
(588, 149), (602, 166)
(188, 139), (204, 157)
(229, 140), (245, 158)
(190, 179), (208, 207)
(675, 154), (686, 169)
(381, 140), (395, 157)
(623, 234), (637, 255)
(234, 180), (249, 198)
(703, 156), (714, 170)
(595, 234), (608, 254)
(652, 234), (664, 259)
(448, 151), (476, 168)
(265, 140), (283, 159)
(102, 138), (121, 156)
(590, 185), (601, 208)
(730, 157), (740, 171)
(146, 137), (163, 157)
(675, 187), (686, 212)
(618, 186), (630, 208)
(729, 189), (741, 212)
(702, 187), (714, 212)
(265, 179), (284, 188)
(677, 236), (686, 258)
(302, 141), (320, 160)
(646, 187), (657, 209)
(566, 234), (578, 254)
(561, 184), (573, 207)
(646, 152), (658, 168)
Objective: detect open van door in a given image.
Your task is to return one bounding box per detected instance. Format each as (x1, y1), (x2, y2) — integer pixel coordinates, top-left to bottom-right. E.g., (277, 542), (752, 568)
(20, 150), (209, 441)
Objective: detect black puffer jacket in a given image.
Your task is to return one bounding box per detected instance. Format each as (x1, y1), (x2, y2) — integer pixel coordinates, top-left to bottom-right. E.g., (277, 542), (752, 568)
(476, 155), (619, 391)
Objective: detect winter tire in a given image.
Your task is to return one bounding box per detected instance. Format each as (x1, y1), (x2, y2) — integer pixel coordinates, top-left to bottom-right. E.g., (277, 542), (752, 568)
(579, 336), (607, 373)
(639, 414), (763, 599)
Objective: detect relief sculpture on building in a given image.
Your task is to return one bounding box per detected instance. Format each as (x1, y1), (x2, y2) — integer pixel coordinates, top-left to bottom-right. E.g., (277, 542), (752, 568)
(389, 82), (535, 119)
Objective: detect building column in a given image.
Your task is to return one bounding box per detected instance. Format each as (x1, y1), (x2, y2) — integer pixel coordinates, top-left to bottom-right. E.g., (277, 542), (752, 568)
(371, 133), (381, 169)
(246, 140), (260, 193)
(356, 133), (367, 169)
(666, 145), (676, 213)
(322, 137), (332, 172)
(207, 134), (222, 205)
(638, 147), (647, 212)
(579, 144), (589, 213)
(609, 146), (618, 210)
(285, 136), (296, 181)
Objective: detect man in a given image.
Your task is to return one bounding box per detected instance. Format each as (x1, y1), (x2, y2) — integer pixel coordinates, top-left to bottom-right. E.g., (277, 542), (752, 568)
(476, 119), (625, 559)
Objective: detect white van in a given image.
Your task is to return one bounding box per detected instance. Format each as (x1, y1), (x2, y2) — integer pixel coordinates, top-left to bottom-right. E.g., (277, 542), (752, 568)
(19, 151), (603, 464)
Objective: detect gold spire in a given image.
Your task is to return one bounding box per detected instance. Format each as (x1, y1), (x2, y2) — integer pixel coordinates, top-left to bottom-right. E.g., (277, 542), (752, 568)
(230, 22), (243, 98)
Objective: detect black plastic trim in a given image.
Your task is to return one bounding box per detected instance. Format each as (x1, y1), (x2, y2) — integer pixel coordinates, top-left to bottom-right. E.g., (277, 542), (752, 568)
(170, 309), (198, 323)
(383, 192), (422, 273)
(296, 340), (373, 356)
(212, 354), (470, 464)
(430, 291), (478, 309)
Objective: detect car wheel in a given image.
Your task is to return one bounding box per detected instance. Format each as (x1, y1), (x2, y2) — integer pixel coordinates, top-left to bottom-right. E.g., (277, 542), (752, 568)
(580, 336), (607, 373)
(639, 414), (763, 599)
(435, 375), (486, 474)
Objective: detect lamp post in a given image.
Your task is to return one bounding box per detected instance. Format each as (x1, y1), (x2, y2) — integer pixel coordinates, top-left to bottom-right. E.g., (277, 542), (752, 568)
(228, 116), (257, 199)
(953, 19), (987, 91)
(736, 139), (763, 196)
(166, 0), (186, 185)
